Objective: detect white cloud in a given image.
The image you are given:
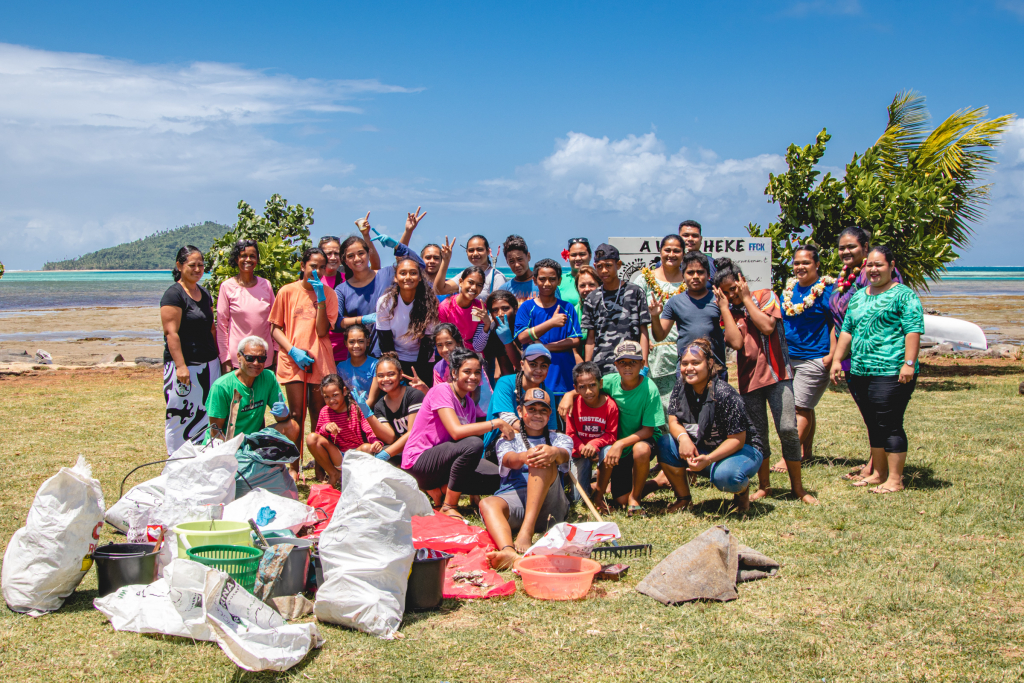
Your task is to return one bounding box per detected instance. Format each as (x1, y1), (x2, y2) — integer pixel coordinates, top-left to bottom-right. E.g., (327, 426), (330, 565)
(0, 43), (414, 269)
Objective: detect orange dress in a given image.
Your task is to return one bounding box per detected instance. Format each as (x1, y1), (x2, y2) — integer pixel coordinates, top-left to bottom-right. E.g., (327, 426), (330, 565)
(269, 281), (339, 384)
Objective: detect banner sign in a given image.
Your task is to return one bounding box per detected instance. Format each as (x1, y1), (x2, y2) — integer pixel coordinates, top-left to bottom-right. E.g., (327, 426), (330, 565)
(608, 236), (772, 289)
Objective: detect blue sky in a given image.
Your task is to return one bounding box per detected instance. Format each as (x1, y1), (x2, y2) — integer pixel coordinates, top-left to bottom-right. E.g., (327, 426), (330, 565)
(1, 0), (1022, 269)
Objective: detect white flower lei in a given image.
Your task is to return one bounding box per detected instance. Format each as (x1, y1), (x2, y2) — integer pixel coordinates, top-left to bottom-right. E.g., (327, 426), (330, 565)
(782, 276), (836, 316)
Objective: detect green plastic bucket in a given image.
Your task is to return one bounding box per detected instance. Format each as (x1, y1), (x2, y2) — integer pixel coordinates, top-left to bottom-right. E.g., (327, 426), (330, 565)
(173, 521), (253, 558)
(185, 544), (263, 592)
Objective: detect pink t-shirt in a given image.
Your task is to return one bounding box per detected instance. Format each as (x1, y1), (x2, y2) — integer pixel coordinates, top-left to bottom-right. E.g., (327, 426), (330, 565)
(216, 277), (277, 365)
(438, 296), (485, 349)
(401, 382), (479, 470)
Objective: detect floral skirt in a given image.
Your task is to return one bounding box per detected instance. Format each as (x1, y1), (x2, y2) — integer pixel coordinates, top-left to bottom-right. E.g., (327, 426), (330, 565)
(163, 359), (221, 455)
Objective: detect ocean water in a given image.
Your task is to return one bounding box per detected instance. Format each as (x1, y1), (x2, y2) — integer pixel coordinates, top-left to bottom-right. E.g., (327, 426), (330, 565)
(0, 266), (1020, 312)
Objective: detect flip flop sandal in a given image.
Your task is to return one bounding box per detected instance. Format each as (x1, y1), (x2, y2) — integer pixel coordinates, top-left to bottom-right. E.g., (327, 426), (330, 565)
(841, 472), (864, 481)
(851, 479), (875, 487)
(869, 486), (902, 495)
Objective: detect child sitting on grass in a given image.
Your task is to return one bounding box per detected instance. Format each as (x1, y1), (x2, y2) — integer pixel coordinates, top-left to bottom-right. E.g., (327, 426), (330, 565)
(564, 361), (619, 511)
(482, 388), (572, 570)
(306, 374), (382, 487)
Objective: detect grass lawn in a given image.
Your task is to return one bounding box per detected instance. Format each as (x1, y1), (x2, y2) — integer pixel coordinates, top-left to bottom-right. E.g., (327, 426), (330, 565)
(1, 361), (1023, 682)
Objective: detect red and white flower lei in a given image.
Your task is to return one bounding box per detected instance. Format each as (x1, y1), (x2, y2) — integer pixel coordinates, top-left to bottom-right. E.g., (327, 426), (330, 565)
(782, 276), (836, 316)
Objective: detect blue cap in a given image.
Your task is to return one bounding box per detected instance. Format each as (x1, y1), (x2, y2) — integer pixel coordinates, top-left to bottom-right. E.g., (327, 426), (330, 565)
(523, 343), (551, 360)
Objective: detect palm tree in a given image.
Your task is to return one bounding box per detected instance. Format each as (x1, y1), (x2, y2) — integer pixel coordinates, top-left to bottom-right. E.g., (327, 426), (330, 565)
(873, 91), (1014, 252)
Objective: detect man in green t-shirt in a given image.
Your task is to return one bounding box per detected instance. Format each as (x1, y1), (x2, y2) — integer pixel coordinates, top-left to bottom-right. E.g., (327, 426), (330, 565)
(558, 340), (665, 515)
(207, 336), (299, 443)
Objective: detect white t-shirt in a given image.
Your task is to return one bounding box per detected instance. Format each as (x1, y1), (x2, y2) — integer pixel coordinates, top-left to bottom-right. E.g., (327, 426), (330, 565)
(376, 294), (435, 361)
(480, 267), (507, 299)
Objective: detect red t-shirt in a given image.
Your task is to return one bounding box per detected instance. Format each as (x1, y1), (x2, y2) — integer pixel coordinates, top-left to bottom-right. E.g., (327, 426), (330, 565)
(565, 394), (619, 457)
(732, 289), (793, 394)
(315, 403), (378, 450)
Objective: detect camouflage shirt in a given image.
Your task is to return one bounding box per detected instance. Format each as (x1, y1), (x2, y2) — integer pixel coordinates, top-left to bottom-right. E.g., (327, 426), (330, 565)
(581, 282), (652, 375)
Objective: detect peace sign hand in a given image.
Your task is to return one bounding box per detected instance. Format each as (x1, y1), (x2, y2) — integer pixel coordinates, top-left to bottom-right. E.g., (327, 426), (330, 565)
(440, 235), (453, 263)
(402, 367), (429, 394)
(647, 291), (665, 318)
(406, 207), (427, 232)
(355, 212), (371, 234)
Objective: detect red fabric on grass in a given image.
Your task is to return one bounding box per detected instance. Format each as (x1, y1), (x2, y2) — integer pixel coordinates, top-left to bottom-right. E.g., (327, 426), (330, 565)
(443, 547), (516, 599)
(412, 511), (497, 554)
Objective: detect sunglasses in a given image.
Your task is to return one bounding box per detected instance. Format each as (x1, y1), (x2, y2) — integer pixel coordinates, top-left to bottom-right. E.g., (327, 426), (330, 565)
(318, 235), (341, 245)
(568, 237), (590, 247)
(242, 354), (268, 364)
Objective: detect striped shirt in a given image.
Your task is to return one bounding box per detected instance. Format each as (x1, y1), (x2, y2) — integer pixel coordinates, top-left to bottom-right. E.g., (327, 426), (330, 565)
(315, 404), (378, 450)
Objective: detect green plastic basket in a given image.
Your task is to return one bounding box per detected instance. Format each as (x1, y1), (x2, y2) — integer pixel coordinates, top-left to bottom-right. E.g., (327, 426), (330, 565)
(185, 544), (263, 592)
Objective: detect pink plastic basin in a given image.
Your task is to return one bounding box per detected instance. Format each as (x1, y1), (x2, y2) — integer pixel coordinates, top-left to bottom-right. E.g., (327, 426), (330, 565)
(515, 554), (602, 600)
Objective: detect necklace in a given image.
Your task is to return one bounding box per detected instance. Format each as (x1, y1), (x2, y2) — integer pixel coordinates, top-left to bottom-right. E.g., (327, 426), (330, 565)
(601, 282), (626, 315)
(782, 276), (836, 316)
(641, 267), (685, 299)
(834, 261), (862, 295)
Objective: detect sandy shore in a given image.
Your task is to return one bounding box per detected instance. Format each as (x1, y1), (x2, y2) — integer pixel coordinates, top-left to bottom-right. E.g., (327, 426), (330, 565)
(0, 307), (164, 365)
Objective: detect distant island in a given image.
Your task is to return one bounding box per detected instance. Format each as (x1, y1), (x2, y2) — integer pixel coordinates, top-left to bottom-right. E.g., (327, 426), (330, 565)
(43, 221), (231, 270)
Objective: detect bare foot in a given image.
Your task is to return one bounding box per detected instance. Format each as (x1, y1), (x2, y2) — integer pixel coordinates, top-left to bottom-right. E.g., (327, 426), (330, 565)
(853, 474), (884, 488)
(770, 458), (788, 473)
(440, 504), (465, 520)
(487, 546), (520, 570)
(327, 474), (341, 489)
(749, 487), (770, 502)
(594, 496), (610, 515)
(796, 492), (819, 505)
(666, 496), (692, 513)
(513, 532), (533, 554)
(869, 483), (903, 494)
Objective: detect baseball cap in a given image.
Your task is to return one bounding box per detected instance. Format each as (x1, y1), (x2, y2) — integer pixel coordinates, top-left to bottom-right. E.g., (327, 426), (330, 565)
(522, 388), (551, 407)
(614, 340), (643, 362)
(523, 343), (552, 360)
(594, 243), (620, 262)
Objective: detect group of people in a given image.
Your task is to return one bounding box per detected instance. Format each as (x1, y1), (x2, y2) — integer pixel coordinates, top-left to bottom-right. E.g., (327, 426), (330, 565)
(160, 212), (925, 569)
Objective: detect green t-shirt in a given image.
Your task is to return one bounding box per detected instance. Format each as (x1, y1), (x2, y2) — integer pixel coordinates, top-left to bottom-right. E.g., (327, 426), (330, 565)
(841, 284), (925, 376)
(206, 369), (285, 438)
(558, 276), (581, 319)
(602, 373), (665, 441)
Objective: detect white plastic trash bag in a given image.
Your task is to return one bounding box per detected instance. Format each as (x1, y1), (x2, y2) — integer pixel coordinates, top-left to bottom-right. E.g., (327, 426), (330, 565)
(525, 521), (621, 557)
(314, 450), (432, 639)
(150, 435), (243, 573)
(93, 577), (198, 640)
(223, 488), (318, 533)
(105, 474), (165, 533)
(2, 456), (105, 616)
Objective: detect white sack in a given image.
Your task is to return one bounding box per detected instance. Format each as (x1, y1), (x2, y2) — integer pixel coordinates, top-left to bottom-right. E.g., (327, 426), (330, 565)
(525, 521), (621, 557)
(150, 436), (243, 573)
(2, 456), (105, 616)
(223, 488), (318, 533)
(104, 474), (166, 533)
(170, 559), (322, 671)
(92, 578), (199, 640)
(313, 450), (432, 639)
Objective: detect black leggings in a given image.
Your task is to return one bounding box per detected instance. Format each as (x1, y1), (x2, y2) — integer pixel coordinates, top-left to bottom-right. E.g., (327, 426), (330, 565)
(847, 373), (917, 453)
(407, 436), (499, 494)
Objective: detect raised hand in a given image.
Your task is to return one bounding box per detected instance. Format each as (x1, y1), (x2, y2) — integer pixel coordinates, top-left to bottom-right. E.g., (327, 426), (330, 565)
(308, 270), (326, 303)
(406, 206), (427, 232)
(402, 367), (428, 394)
(647, 290), (665, 318)
(712, 285), (729, 311)
(355, 212), (371, 234)
(371, 227), (399, 249)
(737, 273), (753, 302)
(495, 314), (514, 344)
(550, 305), (567, 328)
(270, 400), (290, 418)
(440, 235), (453, 264)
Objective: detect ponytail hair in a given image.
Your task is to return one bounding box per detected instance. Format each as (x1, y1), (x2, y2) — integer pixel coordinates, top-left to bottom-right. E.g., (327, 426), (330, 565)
(173, 245), (203, 282)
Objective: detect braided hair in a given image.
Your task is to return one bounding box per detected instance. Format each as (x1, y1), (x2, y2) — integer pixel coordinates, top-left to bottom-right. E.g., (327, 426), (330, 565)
(517, 391), (552, 449)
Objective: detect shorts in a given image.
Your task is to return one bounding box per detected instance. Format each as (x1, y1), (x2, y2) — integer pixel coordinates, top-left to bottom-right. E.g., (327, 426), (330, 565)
(790, 357), (830, 410)
(609, 439), (656, 500)
(496, 475), (569, 533)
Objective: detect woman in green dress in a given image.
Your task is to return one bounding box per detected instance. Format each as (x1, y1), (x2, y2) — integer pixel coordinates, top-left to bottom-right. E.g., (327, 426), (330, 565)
(633, 234), (687, 412)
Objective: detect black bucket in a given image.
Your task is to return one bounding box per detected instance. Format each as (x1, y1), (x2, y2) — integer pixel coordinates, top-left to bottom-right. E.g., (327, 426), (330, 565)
(93, 543), (159, 597)
(406, 549), (452, 612)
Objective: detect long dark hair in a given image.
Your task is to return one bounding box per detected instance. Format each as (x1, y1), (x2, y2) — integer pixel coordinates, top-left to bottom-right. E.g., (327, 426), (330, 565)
(319, 373), (351, 412)
(378, 258), (439, 342)
(340, 235), (371, 280)
(173, 246), (203, 282)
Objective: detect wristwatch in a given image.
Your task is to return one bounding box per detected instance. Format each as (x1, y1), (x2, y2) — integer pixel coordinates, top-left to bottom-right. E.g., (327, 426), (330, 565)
(904, 360), (915, 367)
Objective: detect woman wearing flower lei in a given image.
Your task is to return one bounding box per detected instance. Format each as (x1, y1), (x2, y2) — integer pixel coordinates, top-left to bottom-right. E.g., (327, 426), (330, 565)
(828, 226), (903, 481)
(634, 234), (688, 413)
(776, 244), (836, 473)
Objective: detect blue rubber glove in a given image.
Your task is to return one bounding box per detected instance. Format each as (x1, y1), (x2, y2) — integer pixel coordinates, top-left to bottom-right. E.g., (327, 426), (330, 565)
(307, 270), (326, 303)
(640, 366), (650, 378)
(353, 389), (372, 418)
(270, 400), (289, 418)
(495, 314), (514, 345)
(288, 346), (315, 370)
(255, 505), (277, 526)
(371, 227), (399, 249)
(361, 313), (377, 326)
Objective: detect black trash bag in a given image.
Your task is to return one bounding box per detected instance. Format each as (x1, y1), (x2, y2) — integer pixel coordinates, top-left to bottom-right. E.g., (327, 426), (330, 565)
(235, 428), (300, 500)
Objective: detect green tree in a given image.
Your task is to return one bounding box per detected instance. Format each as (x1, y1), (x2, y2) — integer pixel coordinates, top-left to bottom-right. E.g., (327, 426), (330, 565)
(748, 91), (1014, 292)
(206, 194), (315, 304)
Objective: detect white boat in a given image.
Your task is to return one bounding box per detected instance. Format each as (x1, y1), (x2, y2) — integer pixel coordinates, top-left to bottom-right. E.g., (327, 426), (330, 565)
(922, 314), (988, 350)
